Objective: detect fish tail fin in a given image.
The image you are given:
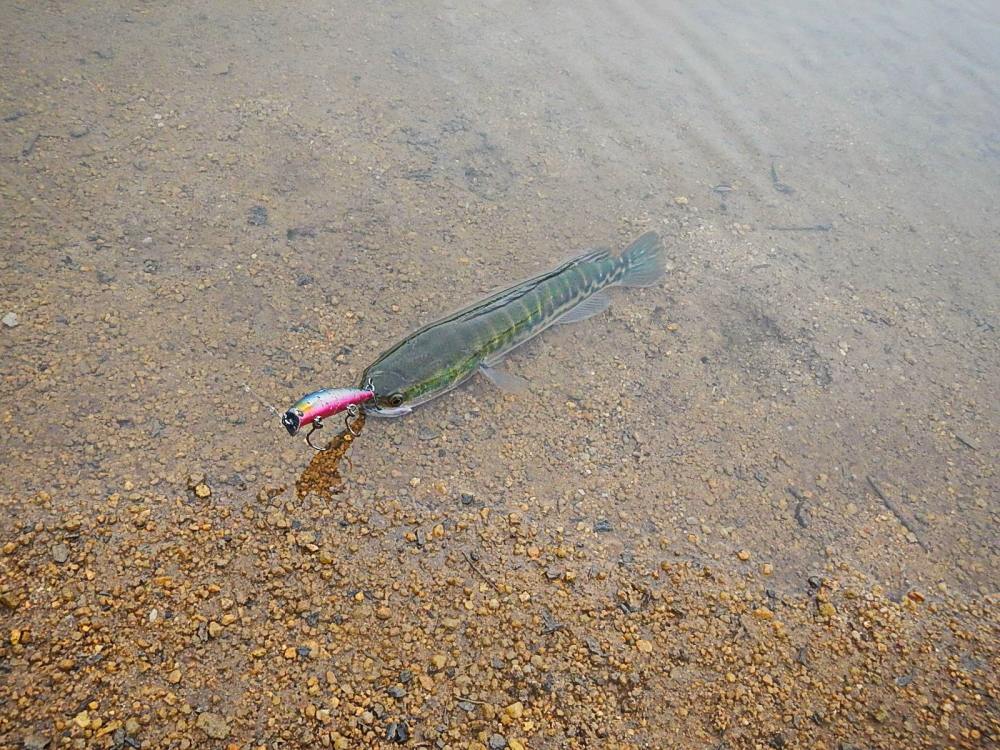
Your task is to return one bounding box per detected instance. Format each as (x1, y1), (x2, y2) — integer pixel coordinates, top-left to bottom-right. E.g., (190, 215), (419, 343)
(616, 231), (665, 287)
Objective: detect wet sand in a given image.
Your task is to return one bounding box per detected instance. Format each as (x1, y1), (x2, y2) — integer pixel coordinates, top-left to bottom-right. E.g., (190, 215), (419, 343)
(1, 1), (997, 748)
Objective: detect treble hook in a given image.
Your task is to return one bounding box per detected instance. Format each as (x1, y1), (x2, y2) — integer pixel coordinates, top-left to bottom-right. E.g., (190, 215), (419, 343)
(304, 416), (328, 451)
(345, 403), (362, 437)
(304, 405), (364, 451)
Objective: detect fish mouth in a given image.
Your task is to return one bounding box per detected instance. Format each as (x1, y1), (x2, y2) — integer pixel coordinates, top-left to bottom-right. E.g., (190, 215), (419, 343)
(281, 410), (301, 436)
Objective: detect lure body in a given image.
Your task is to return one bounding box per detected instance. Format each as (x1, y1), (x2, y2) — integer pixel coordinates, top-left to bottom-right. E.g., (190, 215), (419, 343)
(360, 232), (664, 416)
(282, 387), (373, 435)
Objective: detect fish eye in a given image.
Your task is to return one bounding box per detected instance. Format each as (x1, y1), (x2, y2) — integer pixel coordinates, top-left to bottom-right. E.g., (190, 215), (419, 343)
(388, 393), (404, 407)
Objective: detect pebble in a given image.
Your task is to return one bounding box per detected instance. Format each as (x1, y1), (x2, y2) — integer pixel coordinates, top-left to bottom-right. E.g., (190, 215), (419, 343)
(737, 549), (751, 561)
(488, 734), (508, 750)
(636, 639), (654, 653)
(195, 712), (230, 740)
(385, 721), (409, 743)
(2, 312), (18, 328)
(248, 206), (269, 226)
(51, 543), (69, 564)
(23, 734), (50, 750)
(193, 483), (211, 499)
(674, 195), (689, 205)
(504, 701), (524, 720)
(387, 684), (406, 699)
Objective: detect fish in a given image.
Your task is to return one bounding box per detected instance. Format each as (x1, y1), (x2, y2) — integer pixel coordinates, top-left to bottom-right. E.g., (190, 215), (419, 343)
(360, 231), (665, 417)
(282, 387), (373, 436)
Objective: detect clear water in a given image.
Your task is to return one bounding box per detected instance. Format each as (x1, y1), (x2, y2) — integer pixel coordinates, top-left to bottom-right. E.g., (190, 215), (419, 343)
(2, 1), (996, 747)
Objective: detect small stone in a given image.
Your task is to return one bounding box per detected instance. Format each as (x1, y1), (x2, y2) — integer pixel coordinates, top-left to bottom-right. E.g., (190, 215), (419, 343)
(636, 639), (653, 653)
(207, 621), (223, 638)
(817, 602), (837, 618)
(23, 734), (50, 750)
(754, 607), (774, 621)
(73, 711), (91, 729)
(125, 718), (140, 735)
(193, 483), (211, 499)
(431, 653), (447, 670)
(2, 312), (18, 328)
(508, 741), (526, 750)
(673, 195), (689, 205)
(248, 205), (269, 226)
(167, 668), (182, 684)
(387, 684), (406, 699)
(376, 606), (392, 620)
(737, 549), (751, 561)
(488, 734), (508, 750)
(386, 720), (409, 743)
(761, 563), (774, 576)
(593, 519), (612, 533)
(51, 544), (69, 564)
(195, 712), (230, 740)
(504, 701), (524, 720)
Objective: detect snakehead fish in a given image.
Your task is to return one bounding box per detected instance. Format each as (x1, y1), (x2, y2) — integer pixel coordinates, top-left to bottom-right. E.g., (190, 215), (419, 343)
(357, 231), (665, 417)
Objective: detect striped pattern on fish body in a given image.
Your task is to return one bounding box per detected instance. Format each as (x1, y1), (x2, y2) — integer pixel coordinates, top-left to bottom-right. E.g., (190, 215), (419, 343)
(360, 232), (665, 415)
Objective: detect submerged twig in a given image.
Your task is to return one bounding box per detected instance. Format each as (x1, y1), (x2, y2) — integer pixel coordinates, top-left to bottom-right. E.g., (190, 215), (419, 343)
(770, 161), (795, 194)
(953, 433), (977, 451)
(767, 224), (832, 232)
(866, 476), (928, 551)
(461, 550), (501, 592)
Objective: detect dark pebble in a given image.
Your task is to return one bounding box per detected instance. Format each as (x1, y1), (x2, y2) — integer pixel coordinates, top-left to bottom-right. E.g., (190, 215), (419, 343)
(296, 645), (311, 658)
(460, 492), (475, 506)
(593, 519), (613, 533)
(386, 720), (409, 743)
(769, 733), (786, 748)
(398, 669), (412, 683)
(487, 734), (507, 750)
(296, 274), (314, 286)
(248, 206), (269, 226)
(387, 685), (406, 699)
(895, 673), (913, 687)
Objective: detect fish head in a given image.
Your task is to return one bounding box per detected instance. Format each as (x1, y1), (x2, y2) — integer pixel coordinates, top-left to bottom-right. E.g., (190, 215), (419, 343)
(360, 369), (414, 417)
(282, 387), (373, 435)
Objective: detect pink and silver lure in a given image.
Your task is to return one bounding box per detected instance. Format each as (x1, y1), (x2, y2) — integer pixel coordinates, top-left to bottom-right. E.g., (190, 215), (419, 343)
(282, 388), (373, 436)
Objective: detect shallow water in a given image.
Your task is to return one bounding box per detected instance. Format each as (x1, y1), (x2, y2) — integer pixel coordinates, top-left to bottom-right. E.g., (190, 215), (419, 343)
(2, 1), (997, 748)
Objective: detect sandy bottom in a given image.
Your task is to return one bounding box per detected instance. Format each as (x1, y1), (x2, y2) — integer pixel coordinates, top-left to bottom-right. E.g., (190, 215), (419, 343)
(1, 1), (997, 748)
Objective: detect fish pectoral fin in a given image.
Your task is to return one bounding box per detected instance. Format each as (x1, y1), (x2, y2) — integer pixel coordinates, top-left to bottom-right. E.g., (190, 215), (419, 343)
(556, 291), (611, 325)
(479, 364), (530, 394)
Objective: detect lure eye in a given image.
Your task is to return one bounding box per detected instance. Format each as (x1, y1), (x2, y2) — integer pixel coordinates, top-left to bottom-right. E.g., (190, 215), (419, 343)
(388, 393), (404, 407)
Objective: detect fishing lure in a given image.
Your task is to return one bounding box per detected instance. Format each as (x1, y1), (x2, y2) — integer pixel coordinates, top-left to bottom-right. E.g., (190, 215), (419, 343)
(281, 387), (373, 449)
(284, 231), (664, 443)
